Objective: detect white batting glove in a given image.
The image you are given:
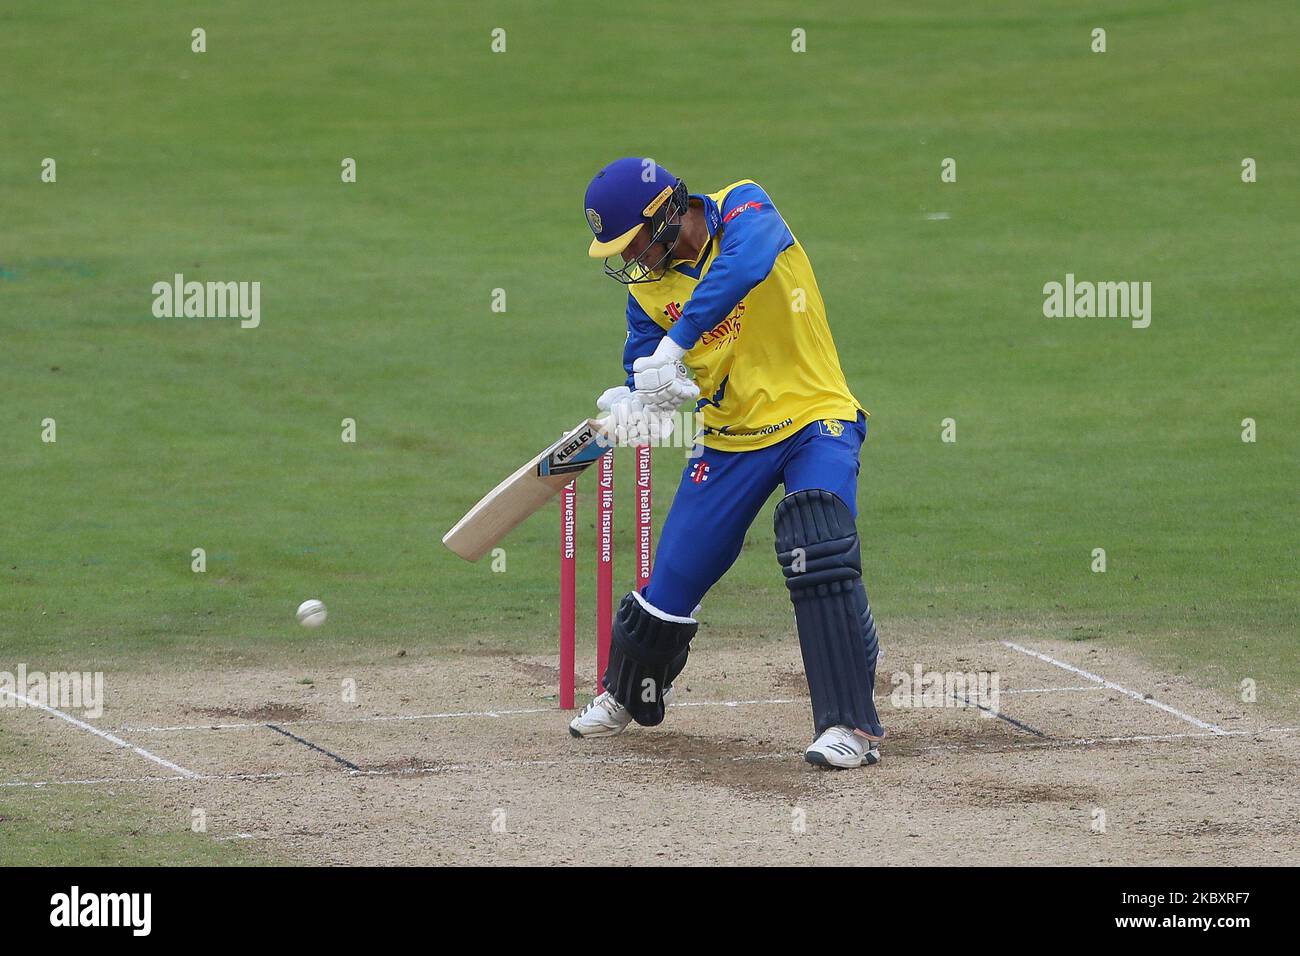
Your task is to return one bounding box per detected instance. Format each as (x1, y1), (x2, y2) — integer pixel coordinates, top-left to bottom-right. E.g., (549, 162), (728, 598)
(634, 406), (675, 446)
(595, 385), (632, 412)
(598, 393), (675, 447)
(632, 337), (699, 413)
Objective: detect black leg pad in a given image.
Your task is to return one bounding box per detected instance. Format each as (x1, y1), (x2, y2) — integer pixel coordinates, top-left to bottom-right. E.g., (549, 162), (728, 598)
(775, 489), (884, 738)
(602, 592), (698, 726)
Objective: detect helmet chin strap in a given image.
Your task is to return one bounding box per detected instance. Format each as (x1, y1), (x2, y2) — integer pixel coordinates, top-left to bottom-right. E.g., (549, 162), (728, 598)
(639, 184), (689, 271)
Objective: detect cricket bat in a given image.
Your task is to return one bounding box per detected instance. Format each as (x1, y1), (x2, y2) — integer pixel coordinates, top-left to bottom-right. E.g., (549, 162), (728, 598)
(442, 418), (610, 561)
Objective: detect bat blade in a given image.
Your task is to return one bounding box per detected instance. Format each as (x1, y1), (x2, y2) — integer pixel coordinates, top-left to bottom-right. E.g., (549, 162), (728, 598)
(442, 418), (609, 561)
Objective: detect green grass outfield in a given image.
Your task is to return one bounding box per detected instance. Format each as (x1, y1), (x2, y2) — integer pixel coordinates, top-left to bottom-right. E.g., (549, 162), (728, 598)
(2, 1), (1297, 861)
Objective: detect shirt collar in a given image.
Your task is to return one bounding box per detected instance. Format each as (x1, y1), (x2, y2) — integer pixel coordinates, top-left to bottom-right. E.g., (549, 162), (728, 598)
(698, 193), (722, 237)
(670, 193), (720, 269)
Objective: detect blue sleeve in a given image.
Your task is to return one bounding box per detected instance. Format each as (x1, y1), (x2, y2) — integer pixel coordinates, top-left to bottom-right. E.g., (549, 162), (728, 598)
(668, 183), (795, 350)
(622, 293), (665, 387)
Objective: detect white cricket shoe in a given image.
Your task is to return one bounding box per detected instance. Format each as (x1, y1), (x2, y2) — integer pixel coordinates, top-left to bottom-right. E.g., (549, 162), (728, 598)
(804, 725), (881, 769)
(568, 687), (675, 738)
(568, 691), (630, 738)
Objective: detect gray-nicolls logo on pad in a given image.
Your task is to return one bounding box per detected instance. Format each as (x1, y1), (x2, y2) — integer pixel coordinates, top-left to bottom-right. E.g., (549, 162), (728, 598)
(49, 886), (152, 936)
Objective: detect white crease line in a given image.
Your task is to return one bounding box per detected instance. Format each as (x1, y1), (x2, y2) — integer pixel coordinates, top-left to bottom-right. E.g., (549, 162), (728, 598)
(118, 706), (558, 732)
(917, 729), (1251, 753)
(0, 756), (713, 789)
(4, 727), (1295, 790)
(1002, 641), (1227, 735)
(668, 697), (800, 709)
(998, 686), (1104, 695)
(0, 769), (313, 789)
(0, 687), (198, 779)
(115, 697), (804, 733)
(109, 688), (1118, 733)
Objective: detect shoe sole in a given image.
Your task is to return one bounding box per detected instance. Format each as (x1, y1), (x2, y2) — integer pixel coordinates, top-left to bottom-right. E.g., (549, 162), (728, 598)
(804, 747), (881, 769)
(569, 722), (631, 739)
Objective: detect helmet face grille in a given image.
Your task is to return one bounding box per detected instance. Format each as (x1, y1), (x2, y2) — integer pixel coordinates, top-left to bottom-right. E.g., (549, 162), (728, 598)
(603, 181), (689, 285)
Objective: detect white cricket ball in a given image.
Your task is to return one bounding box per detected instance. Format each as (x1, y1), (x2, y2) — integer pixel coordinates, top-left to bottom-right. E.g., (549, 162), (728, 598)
(295, 599), (327, 628)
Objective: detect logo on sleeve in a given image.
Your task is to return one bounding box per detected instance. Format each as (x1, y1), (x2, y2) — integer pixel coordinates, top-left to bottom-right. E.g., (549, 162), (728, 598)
(722, 200), (763, 223)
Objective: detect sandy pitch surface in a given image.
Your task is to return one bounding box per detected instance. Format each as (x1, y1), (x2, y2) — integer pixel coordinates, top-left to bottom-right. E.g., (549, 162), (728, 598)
(4, 634), (1297, 865)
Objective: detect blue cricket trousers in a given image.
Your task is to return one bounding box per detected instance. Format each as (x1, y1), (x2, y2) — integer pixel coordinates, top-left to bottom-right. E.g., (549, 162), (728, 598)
(645, 413), (867, 617)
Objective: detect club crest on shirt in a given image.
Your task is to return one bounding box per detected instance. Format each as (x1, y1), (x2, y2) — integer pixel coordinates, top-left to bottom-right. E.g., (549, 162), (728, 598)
(819, 419), (845, 437)
(700, 303), (744, 350)
(666, 301), (744, 352)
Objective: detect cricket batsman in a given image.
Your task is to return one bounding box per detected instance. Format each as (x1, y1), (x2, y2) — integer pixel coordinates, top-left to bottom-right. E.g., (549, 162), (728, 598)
(568, 157), (885, 769)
